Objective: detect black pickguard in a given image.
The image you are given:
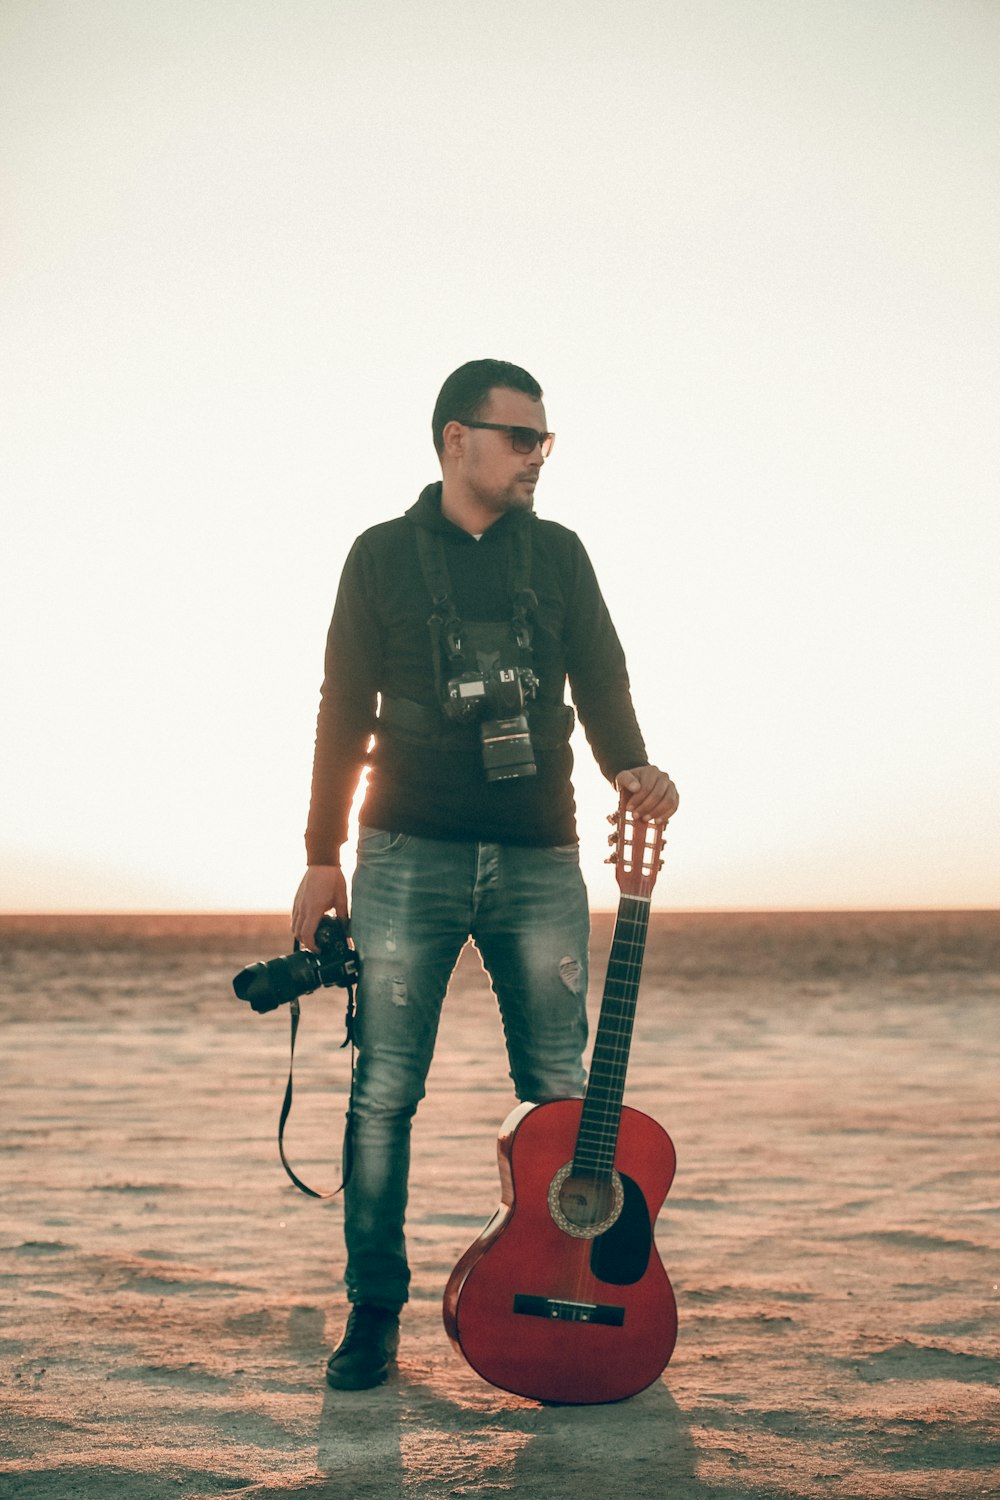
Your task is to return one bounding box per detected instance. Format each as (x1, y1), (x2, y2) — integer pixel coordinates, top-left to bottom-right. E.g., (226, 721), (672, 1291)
(589, 1173), (652, 1285)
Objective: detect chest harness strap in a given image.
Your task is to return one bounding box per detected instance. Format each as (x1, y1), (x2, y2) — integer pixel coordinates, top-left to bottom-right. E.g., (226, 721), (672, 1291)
(414, 521), (538, 702)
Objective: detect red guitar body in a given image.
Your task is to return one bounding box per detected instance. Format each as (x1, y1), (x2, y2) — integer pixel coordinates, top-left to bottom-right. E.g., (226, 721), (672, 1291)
(443, 1096), (677, 1405)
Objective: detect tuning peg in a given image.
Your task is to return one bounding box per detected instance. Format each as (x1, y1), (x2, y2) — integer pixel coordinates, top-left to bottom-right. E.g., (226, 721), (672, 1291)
(607, 832), (618, 846)
(604, 854), (616, 864)
(607, 812), (619, 825)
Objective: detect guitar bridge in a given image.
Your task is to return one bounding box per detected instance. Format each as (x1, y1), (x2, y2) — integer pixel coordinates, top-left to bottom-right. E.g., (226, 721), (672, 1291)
(513, 1294), (625, 1326)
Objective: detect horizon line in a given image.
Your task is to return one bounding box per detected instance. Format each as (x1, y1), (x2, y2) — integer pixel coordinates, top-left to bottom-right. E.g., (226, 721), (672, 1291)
(2, 905), (997, 918)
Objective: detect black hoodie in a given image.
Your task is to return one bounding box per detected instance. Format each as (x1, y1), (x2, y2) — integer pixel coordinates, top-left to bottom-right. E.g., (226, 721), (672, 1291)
(304, 483), (647, 860)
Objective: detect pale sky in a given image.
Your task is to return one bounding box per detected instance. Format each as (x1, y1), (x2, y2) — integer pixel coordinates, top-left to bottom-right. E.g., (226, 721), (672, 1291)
(2, 0), (997, 912)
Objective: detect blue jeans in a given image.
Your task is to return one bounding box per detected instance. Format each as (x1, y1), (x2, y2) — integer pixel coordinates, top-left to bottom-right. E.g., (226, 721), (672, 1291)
(343, 828), (591, 1310)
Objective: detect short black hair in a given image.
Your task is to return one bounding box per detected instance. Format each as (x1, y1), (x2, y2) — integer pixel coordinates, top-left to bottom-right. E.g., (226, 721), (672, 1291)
(432, 359), (543, 455)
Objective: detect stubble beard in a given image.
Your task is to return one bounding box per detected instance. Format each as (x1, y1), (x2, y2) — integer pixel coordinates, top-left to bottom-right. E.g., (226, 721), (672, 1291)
(471, 475), (538, 516)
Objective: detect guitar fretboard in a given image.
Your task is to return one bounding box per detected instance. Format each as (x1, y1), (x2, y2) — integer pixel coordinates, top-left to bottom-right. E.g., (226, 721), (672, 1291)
(572, 894), (650, 1178)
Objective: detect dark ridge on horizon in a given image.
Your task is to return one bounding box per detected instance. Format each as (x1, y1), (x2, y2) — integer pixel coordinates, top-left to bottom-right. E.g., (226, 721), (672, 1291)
(2, 905), (997, 920)
(2, 911), (998, 990)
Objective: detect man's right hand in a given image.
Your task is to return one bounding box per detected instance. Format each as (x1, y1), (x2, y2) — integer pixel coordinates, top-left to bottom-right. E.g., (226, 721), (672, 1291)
(292, 865), (349, 949)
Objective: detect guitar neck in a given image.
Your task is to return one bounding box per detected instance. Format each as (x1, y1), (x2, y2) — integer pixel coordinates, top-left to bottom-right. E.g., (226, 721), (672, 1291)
(573, 893), (650, 1178)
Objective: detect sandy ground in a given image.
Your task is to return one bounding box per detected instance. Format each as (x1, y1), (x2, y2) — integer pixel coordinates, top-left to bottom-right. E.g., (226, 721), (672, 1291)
(1, 910), (998, 1499)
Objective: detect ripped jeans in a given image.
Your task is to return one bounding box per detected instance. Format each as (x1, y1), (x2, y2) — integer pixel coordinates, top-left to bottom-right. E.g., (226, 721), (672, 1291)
(343, 826), (591, 1310)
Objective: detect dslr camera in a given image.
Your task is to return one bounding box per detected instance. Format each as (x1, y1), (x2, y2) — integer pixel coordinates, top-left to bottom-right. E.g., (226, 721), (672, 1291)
(233, 915), (360, 1013)
(445, 658), (540, 782)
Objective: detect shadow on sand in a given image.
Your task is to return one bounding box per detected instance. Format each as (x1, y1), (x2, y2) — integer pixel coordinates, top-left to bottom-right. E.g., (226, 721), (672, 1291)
(302, 1366), (717, 1500)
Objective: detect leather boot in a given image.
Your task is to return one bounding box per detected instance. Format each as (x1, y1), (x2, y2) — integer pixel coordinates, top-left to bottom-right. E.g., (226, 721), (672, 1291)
(325, 1304), (400, 1390)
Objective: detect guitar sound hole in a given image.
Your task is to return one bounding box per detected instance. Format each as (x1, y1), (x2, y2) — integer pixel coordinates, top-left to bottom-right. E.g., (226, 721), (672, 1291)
(559, 1174), (614, 1228)
(548, 1163), (624, 1239)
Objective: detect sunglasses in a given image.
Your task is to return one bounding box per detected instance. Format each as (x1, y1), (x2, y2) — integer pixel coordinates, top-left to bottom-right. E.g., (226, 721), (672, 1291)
(459, 421), (556, 458)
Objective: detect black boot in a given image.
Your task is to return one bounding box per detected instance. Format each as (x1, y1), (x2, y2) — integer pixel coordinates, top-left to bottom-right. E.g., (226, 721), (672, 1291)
(325, 1305), (400, 1390)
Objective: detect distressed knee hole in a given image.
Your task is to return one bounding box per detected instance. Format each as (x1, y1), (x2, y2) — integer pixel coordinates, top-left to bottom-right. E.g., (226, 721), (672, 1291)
(558, 955), (582, 992)
(389, 977), (407, 1007)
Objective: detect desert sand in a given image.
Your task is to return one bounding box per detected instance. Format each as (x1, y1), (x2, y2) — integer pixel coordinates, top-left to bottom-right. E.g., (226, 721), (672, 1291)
(1, 910), (998, 1499)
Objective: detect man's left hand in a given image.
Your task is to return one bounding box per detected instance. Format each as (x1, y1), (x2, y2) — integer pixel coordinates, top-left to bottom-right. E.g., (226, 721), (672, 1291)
(615, 765), (679, 825)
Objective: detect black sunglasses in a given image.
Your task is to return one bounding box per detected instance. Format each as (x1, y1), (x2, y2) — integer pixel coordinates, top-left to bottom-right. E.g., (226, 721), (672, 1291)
(459, 421), (555, 458)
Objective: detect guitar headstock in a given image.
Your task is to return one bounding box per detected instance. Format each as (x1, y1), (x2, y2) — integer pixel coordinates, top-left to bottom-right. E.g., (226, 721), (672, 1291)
(607, 788), (667, 898)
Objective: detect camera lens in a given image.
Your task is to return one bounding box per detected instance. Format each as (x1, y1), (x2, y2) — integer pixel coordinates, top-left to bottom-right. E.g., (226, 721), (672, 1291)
(479, 714), (537, 782)
(232, 951), (320, 1011)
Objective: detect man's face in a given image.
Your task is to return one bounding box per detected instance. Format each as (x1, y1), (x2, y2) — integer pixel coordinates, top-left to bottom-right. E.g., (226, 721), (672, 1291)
(458, 387), (549, 517)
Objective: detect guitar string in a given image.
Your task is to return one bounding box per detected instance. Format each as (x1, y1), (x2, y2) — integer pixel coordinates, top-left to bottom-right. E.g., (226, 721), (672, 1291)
(566, 818), (659, 1306)
(577, 810), (660, 1171)
(579, 910), (645, 1168)
(582, 907), (647, 1140)
(568, 892), (649, 1301)
(575, 895), (651, 1176)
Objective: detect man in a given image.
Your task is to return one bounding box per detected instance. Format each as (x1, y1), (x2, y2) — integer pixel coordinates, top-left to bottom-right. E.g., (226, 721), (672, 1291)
(292, 359), (678, 1390)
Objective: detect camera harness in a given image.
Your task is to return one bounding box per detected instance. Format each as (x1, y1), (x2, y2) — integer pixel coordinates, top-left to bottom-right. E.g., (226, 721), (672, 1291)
(415, 520), (538, 706)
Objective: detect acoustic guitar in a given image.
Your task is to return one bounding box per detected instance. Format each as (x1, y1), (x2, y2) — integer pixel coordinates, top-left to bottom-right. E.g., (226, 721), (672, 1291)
(443, 792), (677, 1404)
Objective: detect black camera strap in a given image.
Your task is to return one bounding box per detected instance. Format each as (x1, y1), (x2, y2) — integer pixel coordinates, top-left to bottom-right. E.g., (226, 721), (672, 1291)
(277, 983), (357, 1199)
(415, 521), (538, 703)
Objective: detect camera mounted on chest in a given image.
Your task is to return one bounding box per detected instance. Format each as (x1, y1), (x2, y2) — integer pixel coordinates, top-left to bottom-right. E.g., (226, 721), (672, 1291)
(416, 523), (540, 782)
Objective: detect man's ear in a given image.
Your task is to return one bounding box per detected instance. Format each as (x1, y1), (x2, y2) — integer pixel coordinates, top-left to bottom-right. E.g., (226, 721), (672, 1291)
(441, 420), (465, 461)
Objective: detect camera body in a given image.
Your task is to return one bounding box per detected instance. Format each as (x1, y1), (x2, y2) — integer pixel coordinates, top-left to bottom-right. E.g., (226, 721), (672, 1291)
(445, 659), (539, 781)
(233, 915), (360, 1014)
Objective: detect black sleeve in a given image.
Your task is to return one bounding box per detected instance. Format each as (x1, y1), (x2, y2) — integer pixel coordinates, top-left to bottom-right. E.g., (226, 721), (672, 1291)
(562, 536), (648, 781)
(304, 538), (382, 862)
